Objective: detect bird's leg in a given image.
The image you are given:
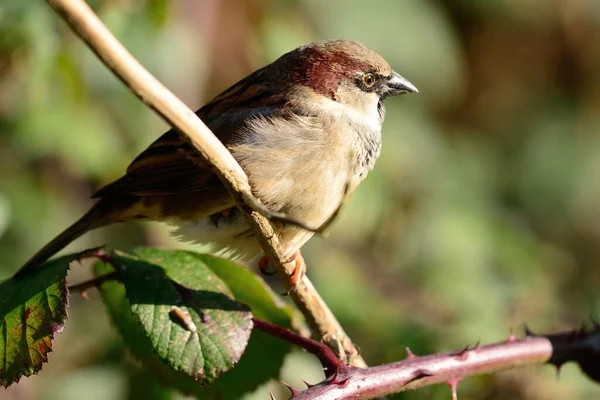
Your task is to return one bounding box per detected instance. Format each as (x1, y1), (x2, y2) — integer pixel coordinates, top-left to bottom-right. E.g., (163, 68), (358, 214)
(258, 255), (277, 276)
(287, 252), (305, 288)
(210, 207), (235, 228)
(257, 252), (306, 290)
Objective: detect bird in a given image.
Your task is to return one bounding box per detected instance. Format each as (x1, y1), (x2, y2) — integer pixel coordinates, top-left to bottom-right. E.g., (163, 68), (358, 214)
(16, 40), (417, 284)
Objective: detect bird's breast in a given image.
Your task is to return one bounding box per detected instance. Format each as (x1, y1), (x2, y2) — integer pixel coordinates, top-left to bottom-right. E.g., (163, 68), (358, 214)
(229, 107), (382, 231)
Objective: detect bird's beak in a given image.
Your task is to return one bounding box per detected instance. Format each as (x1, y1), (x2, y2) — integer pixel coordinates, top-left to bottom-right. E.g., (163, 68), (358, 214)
(383, 71), (418, 97)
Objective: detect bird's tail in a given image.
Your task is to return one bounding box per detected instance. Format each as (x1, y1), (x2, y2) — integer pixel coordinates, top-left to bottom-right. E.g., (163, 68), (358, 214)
(15, 197), (137, 279)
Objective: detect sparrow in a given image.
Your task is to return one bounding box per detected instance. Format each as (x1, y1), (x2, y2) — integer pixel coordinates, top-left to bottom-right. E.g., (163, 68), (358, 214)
(16, 40), (417, 283)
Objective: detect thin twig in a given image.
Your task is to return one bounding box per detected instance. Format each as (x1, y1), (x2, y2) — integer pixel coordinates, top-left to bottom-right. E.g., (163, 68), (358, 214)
(68, 271), (119, 293)
(252, 318), (346, 377)
(45, 0), (365, 367)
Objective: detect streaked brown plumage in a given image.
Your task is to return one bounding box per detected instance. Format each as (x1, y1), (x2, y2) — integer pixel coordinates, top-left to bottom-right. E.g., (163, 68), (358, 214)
(17, 40), (417, 278)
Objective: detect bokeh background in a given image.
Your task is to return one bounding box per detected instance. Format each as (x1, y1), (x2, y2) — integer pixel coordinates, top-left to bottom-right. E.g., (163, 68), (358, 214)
(2, 0), (600, 399)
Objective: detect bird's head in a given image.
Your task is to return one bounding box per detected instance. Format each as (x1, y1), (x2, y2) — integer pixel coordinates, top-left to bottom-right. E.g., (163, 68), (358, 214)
(274, 40), (418, 120)
(200, 40), (417, 130)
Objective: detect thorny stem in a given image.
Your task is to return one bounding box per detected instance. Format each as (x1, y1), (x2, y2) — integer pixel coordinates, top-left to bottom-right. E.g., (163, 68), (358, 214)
(68, 249), (119, 293)
(45, 0), (365, 367)
(288, 327), (600, 399)
(68, 271), (119, 293)
(292, 337), (552, 399)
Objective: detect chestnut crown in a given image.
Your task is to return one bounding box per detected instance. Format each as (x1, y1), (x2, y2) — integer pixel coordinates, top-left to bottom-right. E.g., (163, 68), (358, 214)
(273, 40), (417, 100)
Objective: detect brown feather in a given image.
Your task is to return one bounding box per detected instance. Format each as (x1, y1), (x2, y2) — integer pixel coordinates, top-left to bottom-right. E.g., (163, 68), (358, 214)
(17, 39), (412, 274)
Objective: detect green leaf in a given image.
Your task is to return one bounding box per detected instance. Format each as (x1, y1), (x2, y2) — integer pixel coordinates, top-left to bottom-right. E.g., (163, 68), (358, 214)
(0, 255), (71, 386)
(106, 248), (253, 386)
(180, 253), (297, 399)
(94, 265), (229, 398)
(94, 263), (196, 393)
(97, 249), (298, 398)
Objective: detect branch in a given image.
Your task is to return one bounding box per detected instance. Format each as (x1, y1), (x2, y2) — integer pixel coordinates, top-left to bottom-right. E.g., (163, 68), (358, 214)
(68, 271), (119, 293)
(45, 0), (365, 366)
(255, 323), (600, 400)
(252, 318), (345, 377)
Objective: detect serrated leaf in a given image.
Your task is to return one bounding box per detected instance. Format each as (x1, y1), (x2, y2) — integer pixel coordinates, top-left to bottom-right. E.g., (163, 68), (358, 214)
(96, 249), (298, 398)
(0, 255), (71, 386)
(179, 253), (297, 398)
(94, 263), (226, 398)
(106, 248), (253, 386)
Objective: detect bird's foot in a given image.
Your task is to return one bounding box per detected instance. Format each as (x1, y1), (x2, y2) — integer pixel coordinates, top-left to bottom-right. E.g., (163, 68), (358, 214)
(286, 252), (305, 290)
(210, 207), (235, 228)
(258, 255), (277, 276)
(257, 252), (305, 294)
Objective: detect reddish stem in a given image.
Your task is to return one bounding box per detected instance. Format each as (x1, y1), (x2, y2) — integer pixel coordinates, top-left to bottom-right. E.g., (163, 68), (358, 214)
(252, 318), (346, 376)
(68, 271), (120, 292)
(289, 326), (600, 399)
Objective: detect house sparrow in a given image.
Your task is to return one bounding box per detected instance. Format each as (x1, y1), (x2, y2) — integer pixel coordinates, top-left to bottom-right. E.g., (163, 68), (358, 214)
(16, 40), (417, 283)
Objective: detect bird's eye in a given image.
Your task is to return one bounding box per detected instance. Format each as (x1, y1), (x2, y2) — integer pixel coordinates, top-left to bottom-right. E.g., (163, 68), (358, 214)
(361, 73), (377, 88)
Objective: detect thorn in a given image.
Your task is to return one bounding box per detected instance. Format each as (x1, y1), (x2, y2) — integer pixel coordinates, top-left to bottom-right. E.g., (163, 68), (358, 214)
(80, 290), (90, 300)
(268, 387), (276, 400)
(327, 368), (348, 385)
(507, 327), (517, 342)
(523, 324), (535, 337)
(472, 340), (481, 351)
(280, 381), (299, 396)
(406, 347), (417, 359)
(301, 379), (314, 389)
(455, 345), (471, 360)
(74, 246), (109, 264)
(404, 369), (433, 386)
(446, 377), (461, 400)
(454, 342), (480, 360)
(555, 362), (563, 380)
(331, 377), (349, 387)
(328, 369), (339, 383)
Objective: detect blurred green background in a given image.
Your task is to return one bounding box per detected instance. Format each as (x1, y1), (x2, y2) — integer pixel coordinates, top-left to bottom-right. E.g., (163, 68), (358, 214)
(2, 0), (600, 399)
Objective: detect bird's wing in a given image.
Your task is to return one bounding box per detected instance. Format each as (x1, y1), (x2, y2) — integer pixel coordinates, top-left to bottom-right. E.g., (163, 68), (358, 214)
(92, 129), (217, 197)
(93, 69), (287, 199)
